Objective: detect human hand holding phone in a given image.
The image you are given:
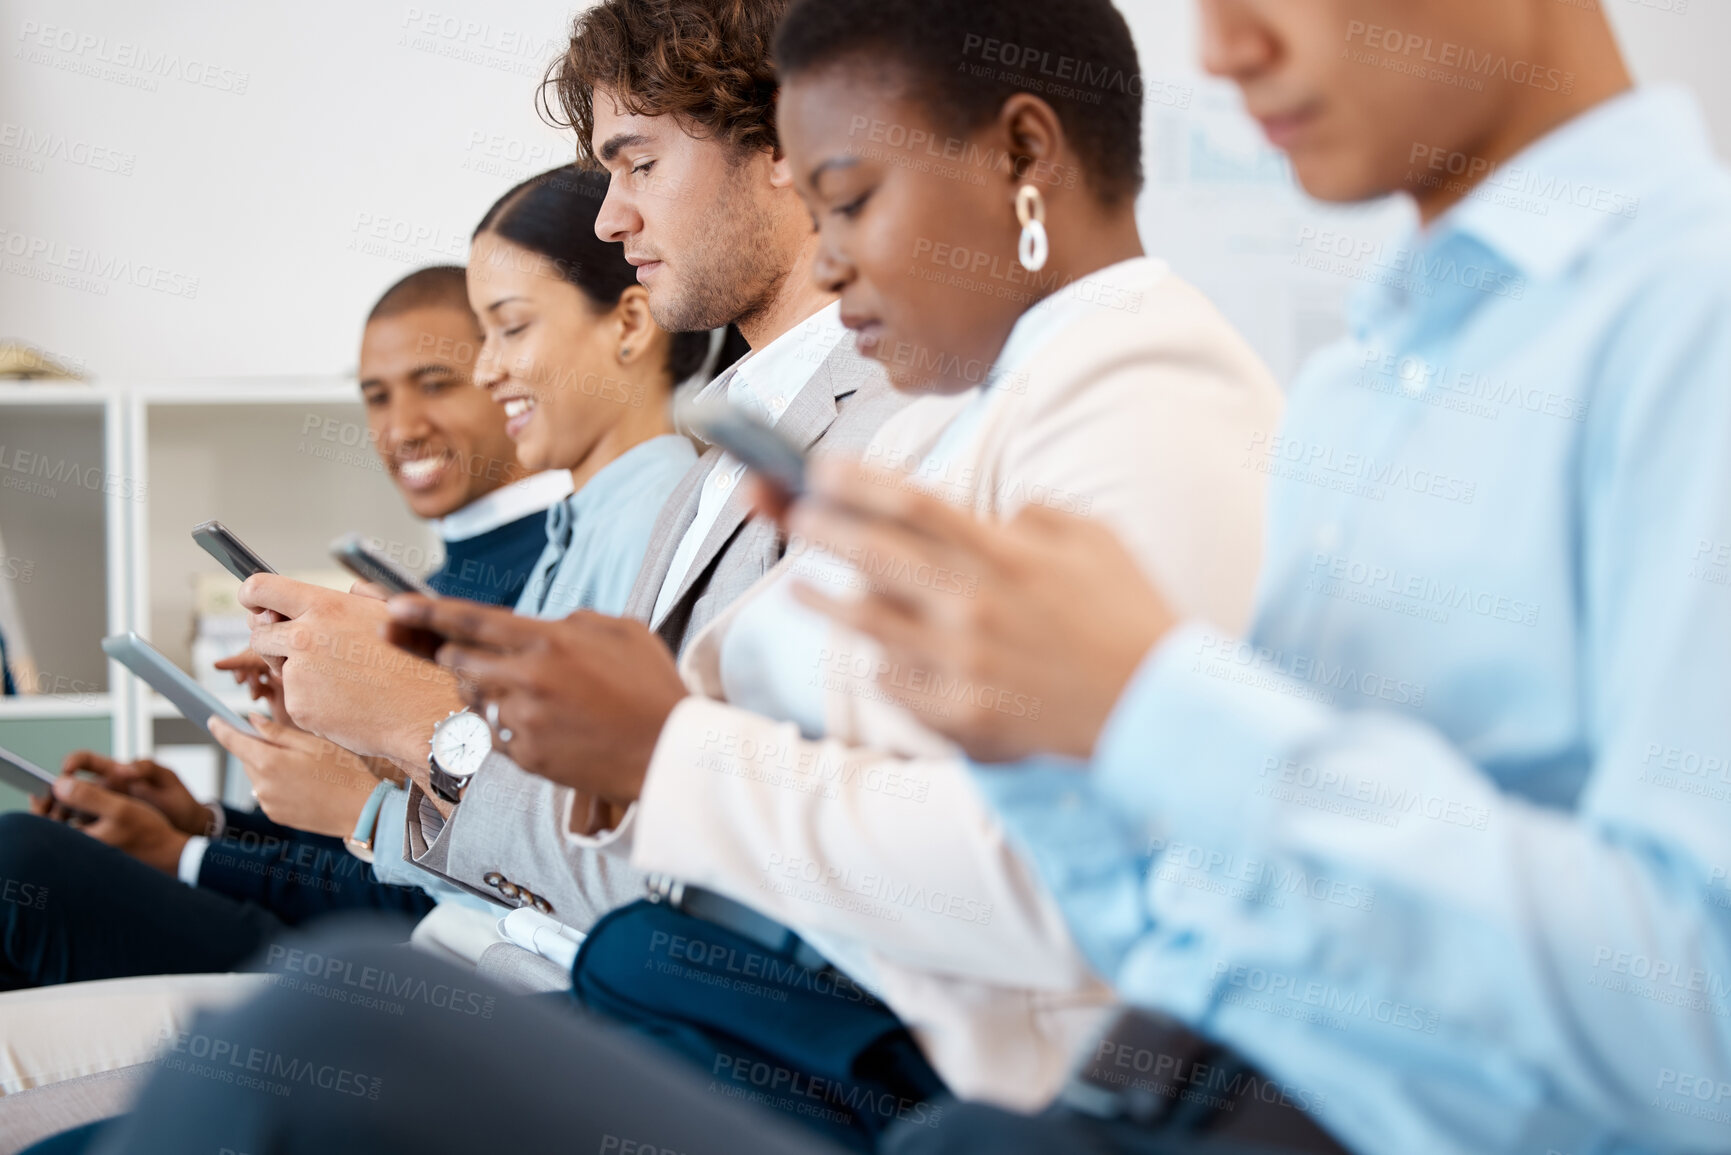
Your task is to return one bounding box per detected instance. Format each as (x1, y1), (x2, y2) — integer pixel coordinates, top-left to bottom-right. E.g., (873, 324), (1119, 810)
(208, 715), (381, 839)
(241, 573), (464, 765)
(33, 751), (214, 836)
(214, 649), (292, 727)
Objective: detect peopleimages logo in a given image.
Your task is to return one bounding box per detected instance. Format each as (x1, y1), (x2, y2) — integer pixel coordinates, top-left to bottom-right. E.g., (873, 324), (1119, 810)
(15, 21), (251, 94)
(1343, 21), (1574, 95)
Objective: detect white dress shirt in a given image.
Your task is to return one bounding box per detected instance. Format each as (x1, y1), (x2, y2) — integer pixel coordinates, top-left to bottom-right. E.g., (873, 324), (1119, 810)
(650, 303), (848, 626)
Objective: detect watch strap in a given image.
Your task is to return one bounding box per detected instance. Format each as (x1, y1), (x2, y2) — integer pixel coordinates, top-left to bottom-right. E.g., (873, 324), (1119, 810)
(427, 758), (468, 805)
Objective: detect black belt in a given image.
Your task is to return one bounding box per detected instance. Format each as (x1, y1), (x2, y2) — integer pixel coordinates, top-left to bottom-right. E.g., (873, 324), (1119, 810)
(1061, 1008), (1348, 1154)
(644, 874), (834, 974)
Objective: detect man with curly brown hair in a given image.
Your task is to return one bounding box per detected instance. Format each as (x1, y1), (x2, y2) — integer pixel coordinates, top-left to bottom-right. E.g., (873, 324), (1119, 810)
(552, 0), (818, 347)
(364, 0), (909, 923)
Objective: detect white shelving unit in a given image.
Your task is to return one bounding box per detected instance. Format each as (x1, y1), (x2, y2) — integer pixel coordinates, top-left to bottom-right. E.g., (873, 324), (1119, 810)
(0, 378), (432, 801)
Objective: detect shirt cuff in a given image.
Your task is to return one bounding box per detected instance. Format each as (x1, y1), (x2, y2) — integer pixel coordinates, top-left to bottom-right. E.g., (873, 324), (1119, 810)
(203, 803), (226, 839)
(558, 791), (637, 854)
(365, 785), (416, 888)
(177, 835), (209, 886)
(1090, 621), (1333, 842)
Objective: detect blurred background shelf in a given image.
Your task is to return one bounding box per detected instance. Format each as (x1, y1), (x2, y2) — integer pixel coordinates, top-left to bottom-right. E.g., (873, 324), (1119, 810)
(146, 691), (259, 720)
(0, 378), (430, 811)
(0, 692), (114, 719)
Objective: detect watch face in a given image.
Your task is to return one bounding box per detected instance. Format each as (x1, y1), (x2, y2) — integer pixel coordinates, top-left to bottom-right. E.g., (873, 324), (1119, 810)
(431, 711), (492, 779)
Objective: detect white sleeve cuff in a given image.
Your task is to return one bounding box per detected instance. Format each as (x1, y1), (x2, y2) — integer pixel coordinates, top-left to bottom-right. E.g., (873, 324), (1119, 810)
(177, 835), (210, 885)
(558, 791), (638, 855)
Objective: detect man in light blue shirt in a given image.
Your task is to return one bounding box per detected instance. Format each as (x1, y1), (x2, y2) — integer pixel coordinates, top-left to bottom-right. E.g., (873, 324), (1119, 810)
(773, 2), (1731, 1153)
(989, 81), (1731, 1153)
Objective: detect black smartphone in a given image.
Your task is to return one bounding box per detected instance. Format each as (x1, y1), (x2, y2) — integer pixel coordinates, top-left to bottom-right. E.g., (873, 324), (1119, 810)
(192, 521), (277, 582)
(679, 397), (807, 499)
(330, 533), (435, 596)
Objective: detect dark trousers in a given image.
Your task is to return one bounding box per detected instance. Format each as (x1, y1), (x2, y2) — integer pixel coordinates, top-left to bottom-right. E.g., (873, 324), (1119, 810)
(0, 813), (285, 989)
(71, 926), (1337, 1155)
(0, 813), (429, 997)
(86, 924), (823, 1155)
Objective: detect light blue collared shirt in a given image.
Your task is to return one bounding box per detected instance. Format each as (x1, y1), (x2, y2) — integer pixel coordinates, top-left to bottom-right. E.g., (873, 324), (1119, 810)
(978, 87), (1731, 1155)
(515, 434), (696, 619)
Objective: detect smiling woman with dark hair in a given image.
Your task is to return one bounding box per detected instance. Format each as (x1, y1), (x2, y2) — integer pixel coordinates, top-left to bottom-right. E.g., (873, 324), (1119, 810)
(463, 164), (705, 616)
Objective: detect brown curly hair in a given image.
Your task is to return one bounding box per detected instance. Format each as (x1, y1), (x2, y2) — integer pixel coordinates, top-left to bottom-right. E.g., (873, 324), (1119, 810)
(543, 0), (788, 164)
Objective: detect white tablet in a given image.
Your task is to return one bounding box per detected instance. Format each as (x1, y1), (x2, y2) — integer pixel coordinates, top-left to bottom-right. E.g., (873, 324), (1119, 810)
(0, 742), (57, 796)
(101, 632), (260, 737)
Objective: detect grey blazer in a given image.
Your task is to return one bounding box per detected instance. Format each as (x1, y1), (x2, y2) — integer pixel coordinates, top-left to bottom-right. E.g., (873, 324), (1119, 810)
(398, 338), (907, 963)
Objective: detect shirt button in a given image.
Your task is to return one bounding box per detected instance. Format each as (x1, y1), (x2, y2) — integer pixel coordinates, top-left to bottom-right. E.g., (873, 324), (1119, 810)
(713, 471), (733, 491)
(770, 395), (788, 418)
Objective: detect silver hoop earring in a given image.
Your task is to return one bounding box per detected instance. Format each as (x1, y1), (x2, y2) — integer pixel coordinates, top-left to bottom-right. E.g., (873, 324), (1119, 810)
(1015, 184), (1048, 272)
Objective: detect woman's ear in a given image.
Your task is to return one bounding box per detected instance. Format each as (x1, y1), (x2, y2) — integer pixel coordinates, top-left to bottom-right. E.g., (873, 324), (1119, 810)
(614, 284), (658, 364)
(997, 92), (1066, 192)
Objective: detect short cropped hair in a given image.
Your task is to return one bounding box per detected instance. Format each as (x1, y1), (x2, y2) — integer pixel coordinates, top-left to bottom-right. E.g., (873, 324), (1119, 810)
(545, 0), (788, 164)
(366, 265), (476, 327)
(775, 0), (1145, 205)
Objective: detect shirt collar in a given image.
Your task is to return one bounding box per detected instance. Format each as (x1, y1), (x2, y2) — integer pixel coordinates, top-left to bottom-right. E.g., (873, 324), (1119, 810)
(543, 434), (690, 545)
(433, 469), (573, 542)
(1435, 85), (1712, 282)
(689, 302), (848, 431)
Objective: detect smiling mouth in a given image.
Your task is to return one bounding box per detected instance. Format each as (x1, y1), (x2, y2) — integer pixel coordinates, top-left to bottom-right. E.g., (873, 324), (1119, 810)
(500, 395), (539, 438)
(396, 452), (453, 490)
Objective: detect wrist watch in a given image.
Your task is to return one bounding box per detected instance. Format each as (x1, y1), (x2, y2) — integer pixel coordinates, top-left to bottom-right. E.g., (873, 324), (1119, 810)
(345, 779), (395, 863)
(428, 708), (492, 804)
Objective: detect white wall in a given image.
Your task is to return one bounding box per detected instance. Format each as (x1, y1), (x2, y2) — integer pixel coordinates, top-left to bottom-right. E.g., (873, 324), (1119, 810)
(1, 0), (1726, 386)
(1, 0), (578, 381)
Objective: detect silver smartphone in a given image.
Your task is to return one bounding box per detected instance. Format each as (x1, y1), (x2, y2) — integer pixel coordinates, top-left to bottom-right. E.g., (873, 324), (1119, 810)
(192, 520), (277, 581)
(101, 632), (260, 737)
(330, 533), (435, 596)
(678, 396), (807, 499)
